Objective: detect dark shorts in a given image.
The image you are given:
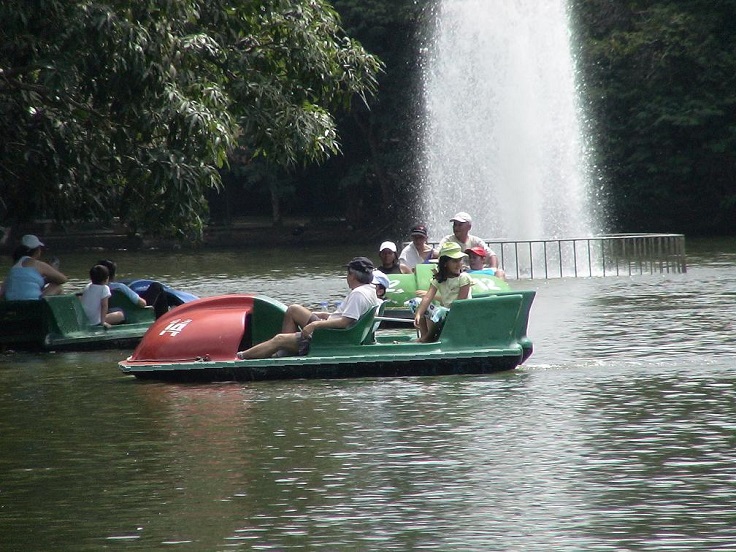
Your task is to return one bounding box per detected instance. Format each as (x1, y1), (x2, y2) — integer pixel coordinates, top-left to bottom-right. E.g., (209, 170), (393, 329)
(297, 333), (312, 356)
(296, 313), (320, 355)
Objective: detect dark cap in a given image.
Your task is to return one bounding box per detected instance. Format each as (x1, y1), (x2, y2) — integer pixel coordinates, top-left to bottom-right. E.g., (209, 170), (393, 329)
(346, 256), (374, 273)
(410, 224), (428, 237)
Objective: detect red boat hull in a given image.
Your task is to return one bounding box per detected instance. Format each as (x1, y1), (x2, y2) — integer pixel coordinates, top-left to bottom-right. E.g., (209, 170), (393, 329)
(129, 295), (257, 363)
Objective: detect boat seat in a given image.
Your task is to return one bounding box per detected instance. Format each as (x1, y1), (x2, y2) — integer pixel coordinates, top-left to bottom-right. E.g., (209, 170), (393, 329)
(43, 294), (95, 336)
(109, 290), (156, 324)
(364, 301), (387, 345)
(464, 290), (536, 358)
(310, 304), (382, 352)
(439, 293), (525, 349)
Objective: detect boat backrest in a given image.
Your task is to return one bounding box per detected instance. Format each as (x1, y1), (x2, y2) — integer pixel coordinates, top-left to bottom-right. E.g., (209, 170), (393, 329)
(109, 290), (156, 324)
(479, 290), (535, 345)
(439, 293), (526, 349)
(310, 304), (381, 352)
(250, 295), (288, 345)
(365, 301), (387, 345)
(43, 294), (94, 337)
(415, 263), (436, 293)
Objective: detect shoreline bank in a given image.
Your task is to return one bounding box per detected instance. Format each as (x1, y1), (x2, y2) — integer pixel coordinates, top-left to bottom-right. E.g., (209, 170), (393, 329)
(4, 217), (385, 253)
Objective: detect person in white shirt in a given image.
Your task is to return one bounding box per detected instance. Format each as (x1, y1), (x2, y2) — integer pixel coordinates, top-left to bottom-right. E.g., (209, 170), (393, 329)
(97, 259), (146, 307)
(399, 223), (437, 273)
(438, 211), (499, 269)
(81, 264), (125, 327)
(238, 257), (382, 359)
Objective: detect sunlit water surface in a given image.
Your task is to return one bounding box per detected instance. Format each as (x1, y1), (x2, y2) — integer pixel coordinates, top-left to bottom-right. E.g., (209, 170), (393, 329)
(1, 239), (736, 551)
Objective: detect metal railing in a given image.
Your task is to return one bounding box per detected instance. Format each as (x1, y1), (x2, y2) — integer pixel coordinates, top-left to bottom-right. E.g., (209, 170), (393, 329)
(430, 233), (686, 279)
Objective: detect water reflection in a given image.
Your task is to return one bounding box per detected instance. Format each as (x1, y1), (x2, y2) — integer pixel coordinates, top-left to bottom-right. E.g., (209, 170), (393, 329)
(526, 267), (736, 366)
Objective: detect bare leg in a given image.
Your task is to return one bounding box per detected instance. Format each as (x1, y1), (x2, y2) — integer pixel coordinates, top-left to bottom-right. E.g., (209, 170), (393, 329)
(105, 311), (126, 325)
(417, 317), (429, 342)
(417, 319), (438, 343)
(238, 332), (300, 359)
(281, 304), (315, 333)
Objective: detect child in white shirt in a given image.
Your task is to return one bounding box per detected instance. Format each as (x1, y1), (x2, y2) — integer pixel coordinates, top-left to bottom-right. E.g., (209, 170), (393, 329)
(81, 265), (125, 327)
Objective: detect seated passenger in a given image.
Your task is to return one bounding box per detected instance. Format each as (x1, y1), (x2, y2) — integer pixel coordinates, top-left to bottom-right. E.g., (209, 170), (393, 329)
(399, 223), (437, 273)
(237, 257), (382, 359)
(97, 260), (146, 308)
(81, 264), (125, 327)
(1, 235), (67, 300)
(464, 247), (506, 279)
(413, 242), (473, 342)
(372, 269), (390, 299)
(97, 259), (170, 318)
(439, 211), (500, 269)
(377, 241), (402, 274)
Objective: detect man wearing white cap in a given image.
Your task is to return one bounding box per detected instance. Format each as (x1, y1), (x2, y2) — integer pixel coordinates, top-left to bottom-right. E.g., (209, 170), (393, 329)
(439, 212), (499, 269)
(377, 240), (402, 274)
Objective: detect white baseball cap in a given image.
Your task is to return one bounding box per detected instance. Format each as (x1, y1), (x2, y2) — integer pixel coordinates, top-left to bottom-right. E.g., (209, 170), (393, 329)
(379, 241), (397, 253)
(21, 234), (44, 249)
(372, 270), (390, 290)
(450, 212), (472, 223)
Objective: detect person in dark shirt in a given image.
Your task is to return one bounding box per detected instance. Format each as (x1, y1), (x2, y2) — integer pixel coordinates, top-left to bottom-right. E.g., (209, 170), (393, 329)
(377, 241), (402, 274)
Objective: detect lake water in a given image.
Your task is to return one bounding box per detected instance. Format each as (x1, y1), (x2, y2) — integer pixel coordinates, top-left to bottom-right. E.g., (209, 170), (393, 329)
(1, 238), (736, 551)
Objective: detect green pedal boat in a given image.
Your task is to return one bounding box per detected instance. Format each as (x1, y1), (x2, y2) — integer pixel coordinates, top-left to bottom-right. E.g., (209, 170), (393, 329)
(0, 292), (156, 351)
(119, 290), (535, 383)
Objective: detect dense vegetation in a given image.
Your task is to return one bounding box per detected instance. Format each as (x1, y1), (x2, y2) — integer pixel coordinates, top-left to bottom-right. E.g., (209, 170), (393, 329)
(210, 0), (425, 236)
(2, 1), (735, 239)
(0, 0), (381, 239)
(572, 0), (736, 235)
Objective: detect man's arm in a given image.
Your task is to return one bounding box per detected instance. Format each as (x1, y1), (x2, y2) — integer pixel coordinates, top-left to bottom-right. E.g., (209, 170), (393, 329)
(112, 283), (147, 307)
(301, 315), (353, 338)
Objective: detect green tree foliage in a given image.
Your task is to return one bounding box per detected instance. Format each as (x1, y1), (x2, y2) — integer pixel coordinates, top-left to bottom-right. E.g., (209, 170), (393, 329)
(572, 0), (736, 234)
(257, 0), (426, 233)
(0, 0), (380, 239)
(329, 0), (427, 232)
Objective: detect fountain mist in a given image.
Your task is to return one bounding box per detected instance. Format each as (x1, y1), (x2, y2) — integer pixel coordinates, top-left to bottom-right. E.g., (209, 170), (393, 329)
(421, 0), (599, 241)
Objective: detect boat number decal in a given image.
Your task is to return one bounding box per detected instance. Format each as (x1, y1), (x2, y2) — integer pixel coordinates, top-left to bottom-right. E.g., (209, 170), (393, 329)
(159, 318), (193, 337)
(470, 277), (501, 291)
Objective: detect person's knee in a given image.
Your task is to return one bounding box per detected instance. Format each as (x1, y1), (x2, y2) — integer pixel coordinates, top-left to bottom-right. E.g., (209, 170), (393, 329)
(285, 304), (315, 327)
(106, 311), (125, 325)
(273, 333), (298, 350)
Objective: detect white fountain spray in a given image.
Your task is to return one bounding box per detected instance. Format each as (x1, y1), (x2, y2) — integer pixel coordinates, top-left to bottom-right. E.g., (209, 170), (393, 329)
(422, 0), (599, 242)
